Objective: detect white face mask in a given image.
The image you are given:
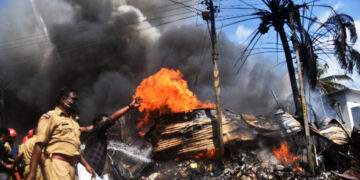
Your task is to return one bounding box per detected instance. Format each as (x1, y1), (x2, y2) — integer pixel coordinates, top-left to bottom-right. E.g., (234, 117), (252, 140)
(64, 101), (71, 108)
(62, 96), (72, 108)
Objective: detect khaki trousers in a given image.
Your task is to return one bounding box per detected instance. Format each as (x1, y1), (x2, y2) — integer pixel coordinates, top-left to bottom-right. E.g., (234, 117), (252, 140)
(44, 158), (75, 180)
(24, 165), (44, 180)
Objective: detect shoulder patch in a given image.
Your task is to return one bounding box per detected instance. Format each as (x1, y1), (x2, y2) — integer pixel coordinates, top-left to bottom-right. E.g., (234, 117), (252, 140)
(43, 112), (51, 119)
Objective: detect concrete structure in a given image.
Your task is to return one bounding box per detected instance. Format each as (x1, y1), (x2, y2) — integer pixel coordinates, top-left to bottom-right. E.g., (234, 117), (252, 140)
(327, 88), (360, 131)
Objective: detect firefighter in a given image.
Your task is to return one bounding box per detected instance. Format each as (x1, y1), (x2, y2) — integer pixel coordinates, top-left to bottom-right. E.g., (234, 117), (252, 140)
(4, 128), (22, 180)
(5, 128), (17, 155)
(14, 132), (44, 180)
(27, 87), (95, 180)
(22, 129), (34, 144)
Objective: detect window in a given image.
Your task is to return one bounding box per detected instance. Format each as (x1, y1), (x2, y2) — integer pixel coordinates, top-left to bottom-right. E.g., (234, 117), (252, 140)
(351, 106), (360, 128)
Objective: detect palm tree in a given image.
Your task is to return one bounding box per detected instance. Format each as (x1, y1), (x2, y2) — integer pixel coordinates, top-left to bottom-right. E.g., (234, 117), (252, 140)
(292, 9), (360, 96)
(238, 0), (302, 115)
(316, 12), (360, 74)
(228, 0), (360, 115)
(317, 63), (353, 93)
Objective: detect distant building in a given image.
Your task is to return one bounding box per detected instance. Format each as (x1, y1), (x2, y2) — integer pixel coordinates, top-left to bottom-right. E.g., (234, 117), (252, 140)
(327, 88), (360, 131)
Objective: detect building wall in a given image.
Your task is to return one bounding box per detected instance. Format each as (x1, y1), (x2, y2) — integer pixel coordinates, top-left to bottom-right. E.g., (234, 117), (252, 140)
(345, 92), (360, 130)
(331, 93), (352, 129)
(328, 90), (360, 131)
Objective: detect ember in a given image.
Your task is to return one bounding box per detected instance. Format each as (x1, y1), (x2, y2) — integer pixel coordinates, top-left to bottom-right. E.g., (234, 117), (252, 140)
(138, 131), (145, 136)
(189, 148), (219, 159)
(134, 68), (214, 128)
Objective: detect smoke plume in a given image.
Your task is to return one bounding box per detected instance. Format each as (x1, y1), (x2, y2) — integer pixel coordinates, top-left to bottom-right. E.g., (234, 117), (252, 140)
(0, 0), (291, 140)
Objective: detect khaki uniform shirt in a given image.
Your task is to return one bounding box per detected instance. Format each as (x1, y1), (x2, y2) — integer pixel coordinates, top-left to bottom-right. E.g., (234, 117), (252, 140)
(19, 136), (43, 179)
(4, 142), (11, 154)
(36, 107), (81, 157)
(19, 135), (37, 165)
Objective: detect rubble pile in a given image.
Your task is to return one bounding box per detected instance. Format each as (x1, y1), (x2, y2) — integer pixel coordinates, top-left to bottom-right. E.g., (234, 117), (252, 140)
(139, 150), (339, 180)
(147, 108), (301, 159)
(103, 108), (360, 180)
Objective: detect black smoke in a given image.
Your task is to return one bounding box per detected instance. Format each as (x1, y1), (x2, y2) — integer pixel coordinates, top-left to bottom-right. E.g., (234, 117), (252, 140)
(0, 0), (292, 141)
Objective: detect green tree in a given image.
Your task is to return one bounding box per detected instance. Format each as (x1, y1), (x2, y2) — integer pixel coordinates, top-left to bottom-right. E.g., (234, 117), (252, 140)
(317, 63), (352, 93)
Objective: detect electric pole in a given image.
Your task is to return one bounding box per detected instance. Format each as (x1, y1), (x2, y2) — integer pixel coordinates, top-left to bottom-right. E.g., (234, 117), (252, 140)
(289, 10), (315, 175)
(202, 0), (224, 157)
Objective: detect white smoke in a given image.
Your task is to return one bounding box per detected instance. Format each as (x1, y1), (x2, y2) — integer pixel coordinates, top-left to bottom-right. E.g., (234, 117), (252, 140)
(114, 5), (160, 42)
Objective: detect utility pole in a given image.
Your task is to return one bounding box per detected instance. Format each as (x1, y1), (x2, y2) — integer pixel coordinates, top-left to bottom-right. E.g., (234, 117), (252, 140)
(202, 0), (224, 157)
(288, 11), (315, 175)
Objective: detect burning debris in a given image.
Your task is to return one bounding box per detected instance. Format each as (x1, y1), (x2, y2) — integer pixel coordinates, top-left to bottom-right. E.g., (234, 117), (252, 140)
(272, 141), (303, 173)
(138, 147), (337, 179)
(121, 107), (358, 179)
(97, 68), (360, 179)
(147, 108), (298, 159)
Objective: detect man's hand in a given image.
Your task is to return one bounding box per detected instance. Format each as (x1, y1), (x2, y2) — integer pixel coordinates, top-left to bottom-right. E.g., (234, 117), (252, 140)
(111, 97), (143, 123)
(85, 164), (96, 179)
(2, 162), (13, 170)
(129, 97), (143, 109)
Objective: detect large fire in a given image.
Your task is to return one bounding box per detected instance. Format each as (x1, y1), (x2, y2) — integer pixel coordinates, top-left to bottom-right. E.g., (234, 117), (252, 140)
(272, 141), (303, 172)
(134, 68), (214, 129)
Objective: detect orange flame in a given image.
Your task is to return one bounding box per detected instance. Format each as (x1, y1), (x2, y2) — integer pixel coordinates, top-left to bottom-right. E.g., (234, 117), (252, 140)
(138, 131), (145, 137)
(189, 148), (219, 159)
(273, 141), (303, 172)
(272, 141), (298, 164)
(134, 68), (214, 128)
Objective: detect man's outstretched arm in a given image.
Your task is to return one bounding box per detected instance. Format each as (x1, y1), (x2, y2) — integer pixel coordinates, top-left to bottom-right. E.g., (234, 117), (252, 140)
(80, 125), (94, 133)
(110, 97), (143, 124)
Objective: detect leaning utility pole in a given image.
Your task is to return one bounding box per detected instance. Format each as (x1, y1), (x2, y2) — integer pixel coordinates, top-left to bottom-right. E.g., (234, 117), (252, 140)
(289, 11), (315, 175)
(202, 0), (224, 157)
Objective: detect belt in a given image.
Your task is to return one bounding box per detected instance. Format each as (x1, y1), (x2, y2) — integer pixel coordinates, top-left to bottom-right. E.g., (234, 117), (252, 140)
(50, 154), (78, 164)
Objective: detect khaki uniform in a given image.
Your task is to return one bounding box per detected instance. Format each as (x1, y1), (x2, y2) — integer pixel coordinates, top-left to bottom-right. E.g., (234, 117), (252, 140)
(36, 107), (81, 180)
(4, 142), (11, 154)
(19, 136), (43, 180)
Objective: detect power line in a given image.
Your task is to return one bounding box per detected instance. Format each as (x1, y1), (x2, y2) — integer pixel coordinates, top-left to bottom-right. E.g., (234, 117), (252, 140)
(4, 13), (199, 66)
(0, 4), (202, 51)
(218, 17), (258, 29)
(168, 0), (202, 13)
(140, 0), (196, 14)
(0, 0), (201, 47)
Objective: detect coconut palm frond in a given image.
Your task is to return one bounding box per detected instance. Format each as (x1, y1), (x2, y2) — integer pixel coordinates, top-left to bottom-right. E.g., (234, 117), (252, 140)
(317, 61), (353, 93)
(319, 74), (353, 82)
(316, 62), (329, 77)
(349, 47), (360, 73)
(320, 13), (360, 74)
